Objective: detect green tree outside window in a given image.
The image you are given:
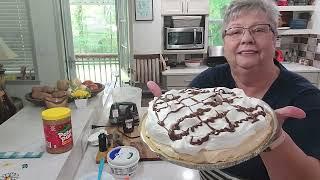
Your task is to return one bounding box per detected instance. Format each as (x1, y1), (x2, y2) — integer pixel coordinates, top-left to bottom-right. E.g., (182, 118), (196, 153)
(208, 0), (231, 46)
(71, 3), (118, 54)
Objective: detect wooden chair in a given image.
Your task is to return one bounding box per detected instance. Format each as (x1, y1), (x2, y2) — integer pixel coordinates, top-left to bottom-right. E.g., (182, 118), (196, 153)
(132, 54), (166, 86)
(132, 55), (168, 107)
(0, 90), (17, 124)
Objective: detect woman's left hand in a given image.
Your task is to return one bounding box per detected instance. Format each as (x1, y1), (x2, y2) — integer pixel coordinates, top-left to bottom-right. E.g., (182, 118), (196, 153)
(275, 106), (306, 126)
(272, 106), (306, 139)
(262, 107), (320, 180)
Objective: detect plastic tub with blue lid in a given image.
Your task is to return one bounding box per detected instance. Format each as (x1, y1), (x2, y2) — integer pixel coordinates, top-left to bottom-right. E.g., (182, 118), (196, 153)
(107, 146), (140, 177)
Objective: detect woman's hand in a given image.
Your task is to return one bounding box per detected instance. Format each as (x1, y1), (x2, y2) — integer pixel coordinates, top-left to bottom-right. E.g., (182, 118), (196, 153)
(274, 106), (306, 126)
(272, 106), (306, 141)
(262, 107), (320, 180)
(147, 81), (162, 97)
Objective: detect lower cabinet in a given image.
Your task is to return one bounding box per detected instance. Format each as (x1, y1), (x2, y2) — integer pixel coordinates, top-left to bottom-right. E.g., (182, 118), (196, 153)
(163, 75), (196, 89)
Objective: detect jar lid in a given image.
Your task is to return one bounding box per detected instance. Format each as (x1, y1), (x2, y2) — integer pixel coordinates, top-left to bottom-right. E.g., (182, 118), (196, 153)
(107, 146), (140, 166)
(42, 107), (71, 121)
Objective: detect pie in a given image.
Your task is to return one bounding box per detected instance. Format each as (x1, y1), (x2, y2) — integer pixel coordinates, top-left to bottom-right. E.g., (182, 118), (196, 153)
(143, 87), (275, 165)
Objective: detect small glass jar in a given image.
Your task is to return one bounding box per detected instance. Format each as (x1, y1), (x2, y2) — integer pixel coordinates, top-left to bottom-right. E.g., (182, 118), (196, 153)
(288, 0), (294, 5)
(122, 111), (134, 133)
(299, 58), (305, 65)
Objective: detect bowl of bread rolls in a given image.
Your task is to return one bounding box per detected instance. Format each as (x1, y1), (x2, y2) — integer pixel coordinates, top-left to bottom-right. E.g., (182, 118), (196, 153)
(44, 92), (68, 108)
(25, 80), (70, 108)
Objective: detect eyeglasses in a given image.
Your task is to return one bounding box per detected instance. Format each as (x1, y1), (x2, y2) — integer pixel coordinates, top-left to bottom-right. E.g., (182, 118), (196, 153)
(223, 24), (274, 40)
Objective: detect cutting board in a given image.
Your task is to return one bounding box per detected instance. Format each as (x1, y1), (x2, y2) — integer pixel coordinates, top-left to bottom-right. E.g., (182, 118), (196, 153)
(103, 126), (161, 161)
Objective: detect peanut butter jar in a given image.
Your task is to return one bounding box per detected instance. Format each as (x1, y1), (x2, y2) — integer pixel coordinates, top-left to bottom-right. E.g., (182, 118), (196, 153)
(42, 107), (73, 154)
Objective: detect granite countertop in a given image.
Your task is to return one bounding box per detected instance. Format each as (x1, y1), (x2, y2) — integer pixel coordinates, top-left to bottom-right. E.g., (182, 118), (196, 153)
(0, 106), (96, 180)
(162, 63), (320, 76)
(0, 83), (202, 180)
(74, 105), (201, 180)
(281, 62), (320, 73)
(162, 66), (208, 75)
(0, 84), (113, 180)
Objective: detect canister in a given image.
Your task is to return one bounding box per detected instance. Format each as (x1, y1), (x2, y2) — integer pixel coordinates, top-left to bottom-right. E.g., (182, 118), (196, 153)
(42, 107), (73, 154)
(107, 146), (140, 177)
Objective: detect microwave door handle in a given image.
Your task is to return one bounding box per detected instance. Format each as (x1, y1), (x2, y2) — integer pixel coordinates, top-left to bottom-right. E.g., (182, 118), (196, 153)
(193, 28), (196, 46)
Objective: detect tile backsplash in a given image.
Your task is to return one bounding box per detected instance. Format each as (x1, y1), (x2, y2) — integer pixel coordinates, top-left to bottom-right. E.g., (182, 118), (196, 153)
(279, 34), (320, 68)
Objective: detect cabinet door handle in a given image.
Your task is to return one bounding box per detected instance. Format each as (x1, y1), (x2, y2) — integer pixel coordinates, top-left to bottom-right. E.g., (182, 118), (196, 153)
(187, 0), (189, 13)
(181, 1), (184, 13)
(193, 28), (196, 46)
(184, 80), (192, 82)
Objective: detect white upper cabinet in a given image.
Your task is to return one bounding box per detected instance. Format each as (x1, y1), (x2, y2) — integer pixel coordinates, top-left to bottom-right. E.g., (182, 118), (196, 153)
(186, 0), (209, 15)
(161, 0), (184, 15)
(162, 0), (209, 15)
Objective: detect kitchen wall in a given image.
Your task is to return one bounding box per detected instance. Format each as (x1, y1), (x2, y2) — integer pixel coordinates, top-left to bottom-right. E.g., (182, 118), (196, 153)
(7, 0), (163, 100)
(29, 0), (66, 84)
(6, 0), (320, 100)
(132, 0), (162, 54)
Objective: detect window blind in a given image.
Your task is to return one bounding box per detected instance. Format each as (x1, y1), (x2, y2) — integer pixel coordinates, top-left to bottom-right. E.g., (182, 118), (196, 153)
(0, 0), (35, 75)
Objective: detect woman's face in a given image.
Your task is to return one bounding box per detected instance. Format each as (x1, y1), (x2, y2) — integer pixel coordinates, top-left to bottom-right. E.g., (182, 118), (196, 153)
(223, 10), (276, 70)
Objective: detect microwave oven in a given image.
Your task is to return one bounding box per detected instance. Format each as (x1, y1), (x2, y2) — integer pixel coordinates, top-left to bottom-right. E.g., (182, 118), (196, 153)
(165, 27), (204, 50)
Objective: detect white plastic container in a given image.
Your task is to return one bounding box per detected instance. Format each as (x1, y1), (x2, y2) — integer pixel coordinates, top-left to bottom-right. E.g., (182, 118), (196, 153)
(74, 99), (88, 109)
(107, 146), (140, 177)
(185, 59), (201, 68)
(185, 62), (200, 68)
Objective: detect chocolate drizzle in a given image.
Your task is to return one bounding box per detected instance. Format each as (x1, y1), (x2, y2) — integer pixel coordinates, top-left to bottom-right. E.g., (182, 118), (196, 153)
(152, 88), (267, 146)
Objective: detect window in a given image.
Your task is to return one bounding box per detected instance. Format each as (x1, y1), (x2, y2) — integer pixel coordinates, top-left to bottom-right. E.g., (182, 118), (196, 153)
(69, 0), (118, 54)
(208, 0), (231, 46)
(63, 0), (120, 83)
(0, 0), (36, 80)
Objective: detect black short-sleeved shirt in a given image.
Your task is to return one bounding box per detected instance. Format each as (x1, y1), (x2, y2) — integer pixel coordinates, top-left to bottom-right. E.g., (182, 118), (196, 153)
(190, 61), (320, 180)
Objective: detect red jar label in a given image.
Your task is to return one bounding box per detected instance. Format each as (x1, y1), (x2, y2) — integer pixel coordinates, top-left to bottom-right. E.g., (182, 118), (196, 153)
(43, 121), (73, 149)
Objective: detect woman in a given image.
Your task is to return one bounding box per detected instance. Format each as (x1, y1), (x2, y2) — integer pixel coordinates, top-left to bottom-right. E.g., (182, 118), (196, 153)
(148, 0), (320, 179)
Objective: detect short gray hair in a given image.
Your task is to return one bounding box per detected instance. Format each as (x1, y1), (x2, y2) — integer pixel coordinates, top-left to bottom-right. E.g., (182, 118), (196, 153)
(221, 0), (279, 37)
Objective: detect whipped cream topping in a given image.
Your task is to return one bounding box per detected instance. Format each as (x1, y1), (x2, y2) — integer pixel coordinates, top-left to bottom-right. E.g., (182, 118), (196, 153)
(146, 87), (271, 155)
